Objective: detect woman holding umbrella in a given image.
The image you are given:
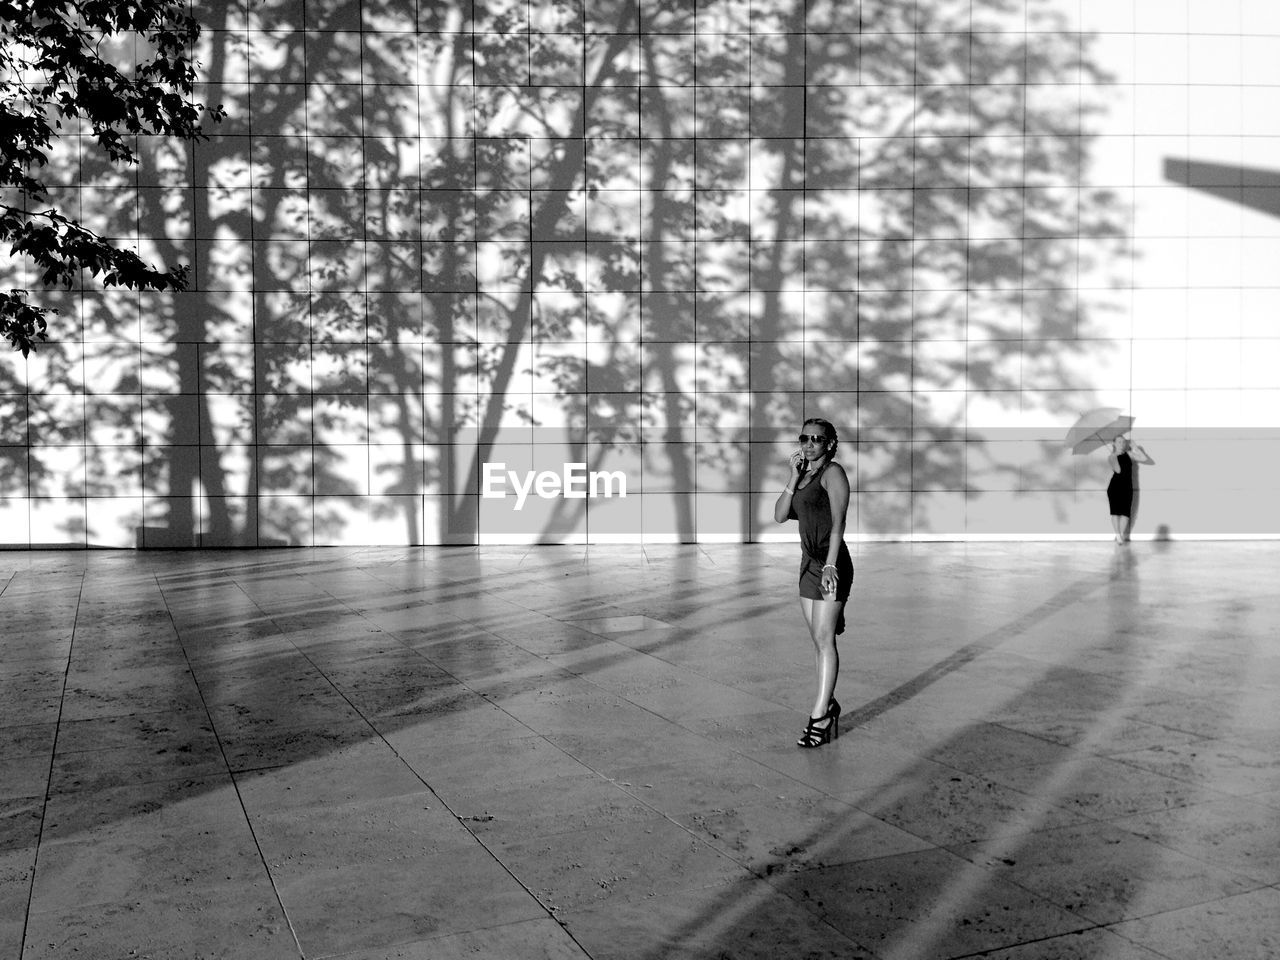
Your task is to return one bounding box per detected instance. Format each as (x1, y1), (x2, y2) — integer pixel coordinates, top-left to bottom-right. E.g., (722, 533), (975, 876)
(1107, 436), (1154, 543)
(1064, 409), (1155, 542)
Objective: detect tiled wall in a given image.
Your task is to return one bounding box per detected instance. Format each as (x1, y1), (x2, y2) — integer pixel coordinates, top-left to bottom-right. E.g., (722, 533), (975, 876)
(2, 0), (1278, 546)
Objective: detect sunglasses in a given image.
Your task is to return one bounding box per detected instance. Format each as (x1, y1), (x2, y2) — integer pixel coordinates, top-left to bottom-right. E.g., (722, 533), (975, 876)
(797, 434), (829, 444)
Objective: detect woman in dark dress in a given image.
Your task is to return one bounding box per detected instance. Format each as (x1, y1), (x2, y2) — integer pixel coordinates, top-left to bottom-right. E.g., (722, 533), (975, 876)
(774, 418), (854, 748)
(1107, 436), (1153, 543)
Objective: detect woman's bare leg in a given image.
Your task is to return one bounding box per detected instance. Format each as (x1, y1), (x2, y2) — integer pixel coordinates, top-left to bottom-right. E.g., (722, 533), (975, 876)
(800, 597), (841, 719)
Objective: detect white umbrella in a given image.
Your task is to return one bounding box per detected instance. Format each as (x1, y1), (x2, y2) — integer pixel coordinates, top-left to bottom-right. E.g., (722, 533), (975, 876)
(1064, 407), (1134, 455)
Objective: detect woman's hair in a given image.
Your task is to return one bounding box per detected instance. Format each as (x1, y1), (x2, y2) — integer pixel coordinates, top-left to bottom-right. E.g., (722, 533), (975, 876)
(803, 417), (839, 459)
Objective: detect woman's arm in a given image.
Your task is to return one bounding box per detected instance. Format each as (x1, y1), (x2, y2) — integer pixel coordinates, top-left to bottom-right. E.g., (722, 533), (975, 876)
(774, 451), (804, 523)
(818, 463), (850, 596)
(1131, 445), (1155, 465)
(1108, 451), (1120, 473)
(822, 463), (851, 566)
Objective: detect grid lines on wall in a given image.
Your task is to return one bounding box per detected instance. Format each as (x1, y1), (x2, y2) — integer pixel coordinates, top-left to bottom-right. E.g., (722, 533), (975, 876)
(1, 0), (1278, 546)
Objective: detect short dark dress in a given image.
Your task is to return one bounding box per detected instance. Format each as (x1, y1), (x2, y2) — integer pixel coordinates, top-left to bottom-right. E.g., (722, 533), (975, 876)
(789, 461), (854, 629)
(1107, 452), (1133, 517)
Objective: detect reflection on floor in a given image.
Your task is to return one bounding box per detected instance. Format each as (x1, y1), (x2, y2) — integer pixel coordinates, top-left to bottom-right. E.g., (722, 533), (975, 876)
(2, 541), (1278, 959)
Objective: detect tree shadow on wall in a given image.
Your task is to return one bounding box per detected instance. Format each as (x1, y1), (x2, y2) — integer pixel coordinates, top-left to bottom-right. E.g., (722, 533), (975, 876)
(9, 0), (1125, 547)
(460, 0), (1128, 542)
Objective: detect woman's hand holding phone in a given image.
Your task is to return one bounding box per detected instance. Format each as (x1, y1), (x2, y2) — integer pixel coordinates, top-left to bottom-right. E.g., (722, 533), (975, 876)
(789, 449), (807, 480)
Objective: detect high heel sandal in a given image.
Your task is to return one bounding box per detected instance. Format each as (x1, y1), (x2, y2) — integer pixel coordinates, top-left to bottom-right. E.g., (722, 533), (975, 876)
(797, 699), (840, 748)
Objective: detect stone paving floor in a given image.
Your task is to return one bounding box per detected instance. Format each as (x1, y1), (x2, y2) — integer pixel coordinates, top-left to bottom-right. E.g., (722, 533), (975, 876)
(1, 541), (1278, 959)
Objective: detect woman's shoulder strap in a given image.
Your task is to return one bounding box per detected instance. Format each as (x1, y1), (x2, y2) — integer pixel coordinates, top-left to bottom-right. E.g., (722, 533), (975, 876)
(818, 458), (848, 484)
